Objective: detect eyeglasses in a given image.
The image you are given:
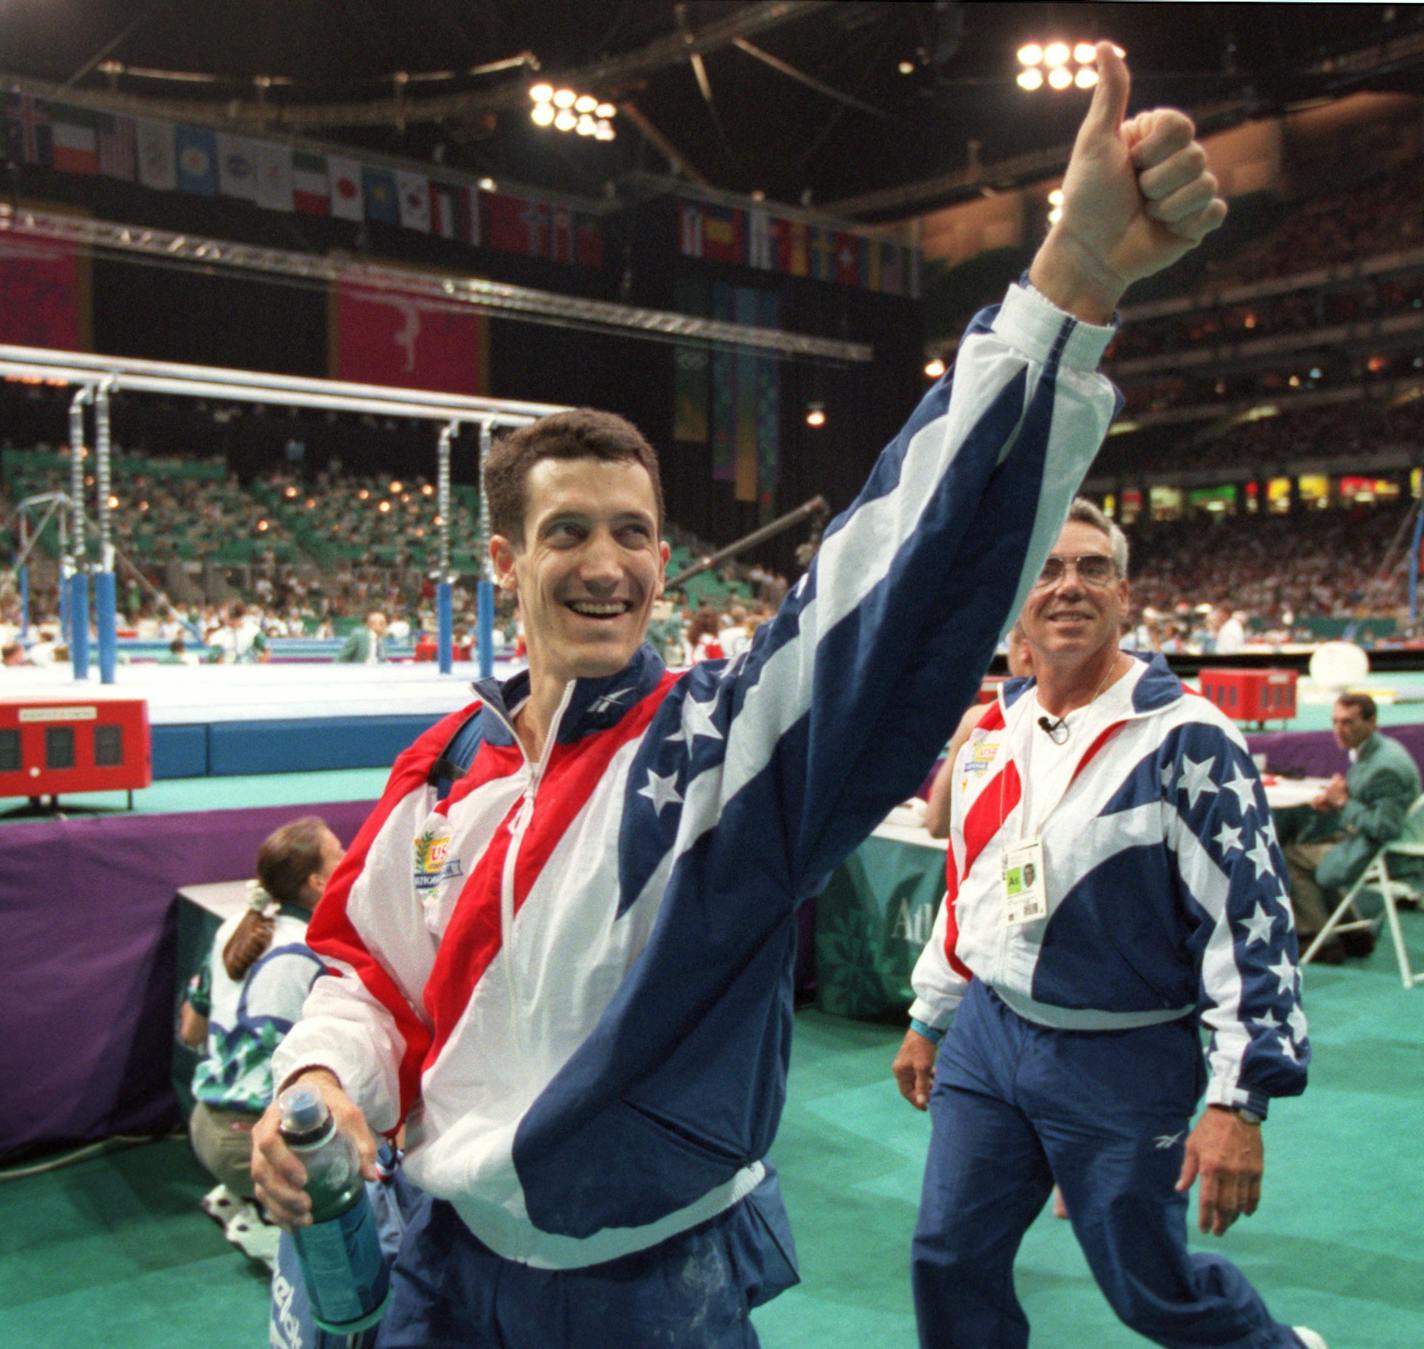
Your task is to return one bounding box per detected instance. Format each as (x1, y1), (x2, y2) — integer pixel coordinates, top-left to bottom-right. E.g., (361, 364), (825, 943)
(1032, 553), (1119, 589)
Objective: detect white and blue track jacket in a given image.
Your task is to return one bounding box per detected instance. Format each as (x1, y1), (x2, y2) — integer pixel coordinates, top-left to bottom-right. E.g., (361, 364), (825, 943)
(271, 283), (1119, 1269)
(909, 655), (1311, 1119)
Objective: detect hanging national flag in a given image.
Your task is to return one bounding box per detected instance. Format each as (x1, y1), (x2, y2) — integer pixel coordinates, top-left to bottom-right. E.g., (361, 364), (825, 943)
(861, 237), (881, 292)
(3, 93), (53, 166)
(97, 113), (136, 181)
(784, 220), (808, 278)
(574, 216), (603, 269)
(51, 105), (99, 174)
(327, 156), (363, 220)
(733, 287), (759, 503)
(485, 193), (547, 256)
(292, 150), (329, 215)
(550, 206), (573, 263)
(809, 227), (837, 282)
(136, 118), (176, 190)
(362, 166), (399, 224)
(395, 172), (430, 232)
(747, 207), (773, 270)
(216, 133), (260, 201)
(832, 231), (860, 287)
(430, 181), (477, 242)
(702, 206), (744, 265)
(678, 201), (704, 258)
(880, 243), (903, 295)
(175, 125), (218, 196)
(256, 142), (294, 211)
(710, 282), (735, 483)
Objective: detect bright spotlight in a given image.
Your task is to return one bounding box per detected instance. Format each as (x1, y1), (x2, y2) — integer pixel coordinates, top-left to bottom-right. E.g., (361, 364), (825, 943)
(554, 108), (577, 131)
(1048, 188), (1064, 205)
(805, 403), (827, 429)
(1016, 67), (1045, 90)
(529, 82), (553, 103)
(595, 101), (616, 118)
(531, 103), (555, 127)
(1017, 43), (1043, 66)
(576, 115), (596, 136)
(595, 121), (616, 141)
(1073, 43), (1097, 65)
(1075, 66), (1098, 89)
(1048, 65), (1073, 90)
(1048, 206), (1063, 223)
(552, 87), (576, 108)
(924, 358), (946, 379)
(574, 94), (597, 114)
(1043, 42), (1070, 67)
(898, 59), (915, 75)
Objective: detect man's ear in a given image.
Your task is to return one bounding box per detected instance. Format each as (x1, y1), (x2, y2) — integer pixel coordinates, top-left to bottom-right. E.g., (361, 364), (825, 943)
(491, 534), (519, 593)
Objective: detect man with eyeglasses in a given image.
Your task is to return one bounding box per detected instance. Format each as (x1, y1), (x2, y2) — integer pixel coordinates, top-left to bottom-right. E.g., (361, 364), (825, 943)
(894, 498), (1319, 1346)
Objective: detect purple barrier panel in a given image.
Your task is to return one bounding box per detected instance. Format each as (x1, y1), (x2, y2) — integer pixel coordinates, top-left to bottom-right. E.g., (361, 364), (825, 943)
(0, 798), (375, 1159)
(1247, 724), (1424, 780)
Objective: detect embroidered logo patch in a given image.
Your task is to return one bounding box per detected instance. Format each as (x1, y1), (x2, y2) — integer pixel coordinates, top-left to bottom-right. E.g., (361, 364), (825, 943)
(414, 827), (461, 892)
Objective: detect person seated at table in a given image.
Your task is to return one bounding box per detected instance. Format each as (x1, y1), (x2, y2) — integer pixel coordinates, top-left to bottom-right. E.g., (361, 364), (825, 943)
(181, 815), (344, 1263)
(1279, 693), (1423, 962)
(925, 624), (1032, 839)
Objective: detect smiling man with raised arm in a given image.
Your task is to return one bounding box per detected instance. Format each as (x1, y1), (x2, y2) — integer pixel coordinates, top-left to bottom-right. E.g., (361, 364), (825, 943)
(252, 43), (1227, 1348)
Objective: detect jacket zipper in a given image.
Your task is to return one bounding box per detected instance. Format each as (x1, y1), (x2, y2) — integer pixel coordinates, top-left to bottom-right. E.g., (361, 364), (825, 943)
(485, 683), (574, 1057)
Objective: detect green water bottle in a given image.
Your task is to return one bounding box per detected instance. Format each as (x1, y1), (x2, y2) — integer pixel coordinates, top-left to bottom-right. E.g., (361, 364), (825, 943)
(278, 1085), (390, 1334)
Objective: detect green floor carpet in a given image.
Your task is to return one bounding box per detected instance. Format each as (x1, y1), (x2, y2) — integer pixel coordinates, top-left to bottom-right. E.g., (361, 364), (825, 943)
(3, 923), (1420, 1347)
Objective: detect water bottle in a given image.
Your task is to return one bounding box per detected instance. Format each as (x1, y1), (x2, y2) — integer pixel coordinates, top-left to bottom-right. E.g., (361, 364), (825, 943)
(278, 1085), (390, 1334)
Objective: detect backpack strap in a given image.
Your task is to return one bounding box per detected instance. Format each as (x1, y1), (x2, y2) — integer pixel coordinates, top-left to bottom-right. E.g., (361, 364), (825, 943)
(426, 705), (485, 799)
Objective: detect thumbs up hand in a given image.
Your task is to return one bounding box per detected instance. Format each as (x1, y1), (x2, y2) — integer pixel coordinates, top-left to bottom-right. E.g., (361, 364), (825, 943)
(1029, 43), (1227, 324)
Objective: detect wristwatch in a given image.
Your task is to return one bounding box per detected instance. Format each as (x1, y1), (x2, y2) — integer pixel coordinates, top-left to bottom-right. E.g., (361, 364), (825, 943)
(1232, 1106), (1263, 1126)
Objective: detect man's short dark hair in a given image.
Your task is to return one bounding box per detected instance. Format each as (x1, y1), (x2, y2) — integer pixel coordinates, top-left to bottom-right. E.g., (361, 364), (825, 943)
(484, 409), (664, 546)
(1336, 692), (1377, 723)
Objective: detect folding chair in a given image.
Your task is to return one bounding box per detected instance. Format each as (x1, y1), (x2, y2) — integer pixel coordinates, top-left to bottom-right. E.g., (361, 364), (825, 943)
(1300, 791), (1424, 989)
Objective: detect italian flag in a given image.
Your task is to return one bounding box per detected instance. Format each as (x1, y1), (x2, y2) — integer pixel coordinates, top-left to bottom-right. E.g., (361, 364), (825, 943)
(52, 105), (99, 175)
(292, 151), (329, 215)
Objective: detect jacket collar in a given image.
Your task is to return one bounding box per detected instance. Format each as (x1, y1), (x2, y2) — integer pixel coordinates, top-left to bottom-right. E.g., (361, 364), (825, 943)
(1000, 650), (1183, 718)
(473, 642), (668, 747)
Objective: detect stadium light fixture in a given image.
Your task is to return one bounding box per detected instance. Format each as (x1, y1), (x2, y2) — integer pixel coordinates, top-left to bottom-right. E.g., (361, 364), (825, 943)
(805, 403), (827, 428)
(924, 357), (946, 379)
(1016, 39), (1123, 93)
(532, 83), (617, 139)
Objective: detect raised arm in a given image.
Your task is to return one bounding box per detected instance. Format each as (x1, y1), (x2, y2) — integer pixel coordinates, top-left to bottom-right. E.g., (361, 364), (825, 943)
(698, 45), (1226, 897)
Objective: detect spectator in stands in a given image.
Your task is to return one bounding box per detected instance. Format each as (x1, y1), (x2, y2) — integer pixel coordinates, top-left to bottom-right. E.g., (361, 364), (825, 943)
(1279, 693), (1421, 962)
(337, 610), (388, 663)
(208, 603), (267, 663)
(683, 606), (725, 663)
(1209, 604), (1247, 654)
(2, 640), (27, 667)
(181, 816), (344, 1265)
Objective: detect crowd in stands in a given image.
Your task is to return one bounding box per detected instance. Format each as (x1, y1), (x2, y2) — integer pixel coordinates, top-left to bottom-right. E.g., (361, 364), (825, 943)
(1126, 502), (1414, 636)
(1203, 160), (1424, 288)
(1093, 388), (1424, 477)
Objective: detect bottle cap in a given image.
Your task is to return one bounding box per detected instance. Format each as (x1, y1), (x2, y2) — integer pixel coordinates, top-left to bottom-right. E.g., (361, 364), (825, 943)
(278, 1085), (328, 1136)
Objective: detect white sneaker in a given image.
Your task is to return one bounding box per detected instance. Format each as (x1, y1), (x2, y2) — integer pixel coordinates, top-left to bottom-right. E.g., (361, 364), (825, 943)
(1293, 1328), (1328, 1349)
(200, 1183), (241, 1227)
(225, 1203), (281, 1271)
